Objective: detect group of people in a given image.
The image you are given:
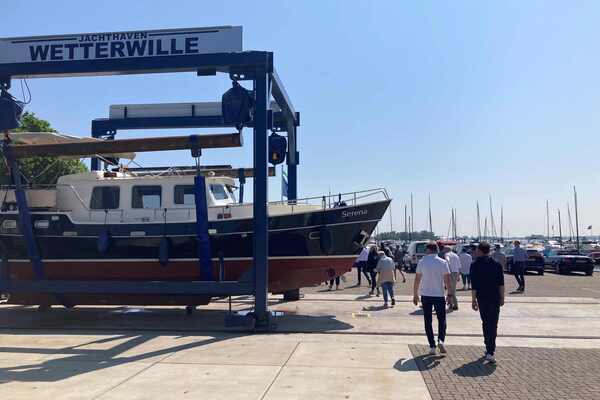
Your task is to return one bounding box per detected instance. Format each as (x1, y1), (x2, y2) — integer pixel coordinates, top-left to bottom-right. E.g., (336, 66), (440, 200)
(347, 239), (524, 363)
(355, 244), (407, 307)
(413, 241), (505, 364)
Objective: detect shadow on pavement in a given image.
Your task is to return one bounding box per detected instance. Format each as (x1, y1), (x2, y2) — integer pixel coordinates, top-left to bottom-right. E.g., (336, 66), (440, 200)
(397, 354), (445, 372)
(0, 331), (234, 384)
(452, 358), (497, 377)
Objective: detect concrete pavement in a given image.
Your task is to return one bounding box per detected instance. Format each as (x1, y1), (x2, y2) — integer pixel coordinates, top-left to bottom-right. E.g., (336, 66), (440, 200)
(0, 293), (599, 399)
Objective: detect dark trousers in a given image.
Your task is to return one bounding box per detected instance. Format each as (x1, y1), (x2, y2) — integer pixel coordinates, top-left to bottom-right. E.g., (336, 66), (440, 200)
(356, 261), (370, 285)
(421, 295), (447, 347)
(513, 261), (525, 288)
(478, 299), (500, 356)
(368, 269), (377, 292)
(329, 276), (340, 287)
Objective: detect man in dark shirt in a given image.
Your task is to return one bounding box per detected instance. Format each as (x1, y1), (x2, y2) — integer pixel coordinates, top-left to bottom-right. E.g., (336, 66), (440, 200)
(470, 241), (505, 364)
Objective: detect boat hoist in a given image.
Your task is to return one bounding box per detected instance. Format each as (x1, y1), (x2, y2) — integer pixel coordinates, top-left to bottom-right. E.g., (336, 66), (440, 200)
(0, 26), (300, 330)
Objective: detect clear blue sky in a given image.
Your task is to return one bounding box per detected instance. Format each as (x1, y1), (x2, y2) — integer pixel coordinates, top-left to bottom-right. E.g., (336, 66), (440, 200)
(4, 1), (600, 237)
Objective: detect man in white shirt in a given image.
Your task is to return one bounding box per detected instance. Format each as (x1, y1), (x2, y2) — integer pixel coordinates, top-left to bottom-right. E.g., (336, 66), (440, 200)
(443, 246), (462, 311)
(355, 246), (371, 287)
(413, 242), (453, 355)
(459, 248), (473, 290)
(375, 251), (396, 307)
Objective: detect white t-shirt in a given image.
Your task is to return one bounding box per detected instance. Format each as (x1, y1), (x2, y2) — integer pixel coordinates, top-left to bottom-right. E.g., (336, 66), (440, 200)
(458, 252), (473, 274)
(357, 247), (369, 262)
(446, 251), (461, 273)
(416, 254), (450, 297)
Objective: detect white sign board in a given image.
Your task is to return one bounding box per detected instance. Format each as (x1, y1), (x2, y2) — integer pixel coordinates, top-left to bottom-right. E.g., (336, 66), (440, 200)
(0, 26), (242, 64)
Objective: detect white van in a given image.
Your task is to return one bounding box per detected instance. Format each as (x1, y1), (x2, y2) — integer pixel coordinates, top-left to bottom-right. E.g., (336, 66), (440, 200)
(404, 240), (430, 272)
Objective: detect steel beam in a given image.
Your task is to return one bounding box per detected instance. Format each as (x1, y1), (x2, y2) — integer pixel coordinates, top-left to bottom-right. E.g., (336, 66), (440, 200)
(252, 63), (270, 329)
(7, 133), (242, 158)
(92, 112), (292, 134)
(0, 51), (273, 80)
(0, 280), (254, 295)
(123, 166), (275, 178)
(271, 69), (297, 125)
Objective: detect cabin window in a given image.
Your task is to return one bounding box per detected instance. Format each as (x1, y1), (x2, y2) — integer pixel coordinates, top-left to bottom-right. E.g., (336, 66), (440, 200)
(210, 184), (229, 200)
(90, 187), (120, 210)
(174, 185), (195, 205)
(132, 186), (162, 209)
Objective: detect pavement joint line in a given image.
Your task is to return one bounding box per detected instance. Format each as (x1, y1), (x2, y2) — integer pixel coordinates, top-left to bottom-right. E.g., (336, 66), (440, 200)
(259, 340), (301, 400)
(2, 327), (600, 340)
(90, 356), (163, 400)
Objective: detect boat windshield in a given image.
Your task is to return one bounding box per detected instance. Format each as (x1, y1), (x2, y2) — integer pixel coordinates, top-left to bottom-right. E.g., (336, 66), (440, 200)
(210, 184), (229, 201)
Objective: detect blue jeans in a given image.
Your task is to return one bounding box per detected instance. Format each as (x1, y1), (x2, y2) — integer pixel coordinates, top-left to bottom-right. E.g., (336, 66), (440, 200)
(381, 281), (394, 303)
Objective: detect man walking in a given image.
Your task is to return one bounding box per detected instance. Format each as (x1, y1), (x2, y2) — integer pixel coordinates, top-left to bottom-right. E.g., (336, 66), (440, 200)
(413, 242), (453, 355)
(443, 246), (461, 311)
(471, 242), (505, 364)
(393, 245), (407, 283)
(355, 246), (371, 287)
(492, 244), (507, 272)
(512, 241), (527, 292)
(459, 247), (473, 290)
(375, 250), (396, 307)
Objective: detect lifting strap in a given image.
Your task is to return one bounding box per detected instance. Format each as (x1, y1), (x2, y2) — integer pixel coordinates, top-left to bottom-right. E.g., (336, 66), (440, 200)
(190, 135), (213, 280)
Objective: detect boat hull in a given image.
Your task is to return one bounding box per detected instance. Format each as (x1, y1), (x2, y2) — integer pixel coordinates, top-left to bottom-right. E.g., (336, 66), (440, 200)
(0, 200), (390, 306)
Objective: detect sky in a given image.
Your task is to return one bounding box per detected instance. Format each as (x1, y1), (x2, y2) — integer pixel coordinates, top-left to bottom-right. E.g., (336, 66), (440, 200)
(3, 1), (600, 237)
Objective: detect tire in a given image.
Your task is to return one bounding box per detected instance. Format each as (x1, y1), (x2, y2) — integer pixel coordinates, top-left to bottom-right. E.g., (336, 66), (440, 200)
(586, 270), (594, 276)
(538, 269), (544, 276)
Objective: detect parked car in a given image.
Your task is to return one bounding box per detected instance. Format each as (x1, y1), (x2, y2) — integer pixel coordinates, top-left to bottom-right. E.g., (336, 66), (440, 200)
(505, 248), (545, 275)
(404, 240), (429, 272)
(544, 250), (595, 275)
(588, 251), (600, 265)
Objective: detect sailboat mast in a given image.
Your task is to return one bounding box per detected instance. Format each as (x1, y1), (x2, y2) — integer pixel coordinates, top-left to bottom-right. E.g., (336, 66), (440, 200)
(558, 209), (563, 245)
(452, 208), (457, 239)
(428, 194), (433, 234)
(404, 204), (408, 241)
(500, 206), (504, 242)
(476, 202), (482, 240)
(489, 195), (497, 240)
(410, 193), (414, 237)
(567, 203), (574, 241)
(574, 186), (580, 252)
(483, 217), (488, 240)
(546, 200), (550, 241)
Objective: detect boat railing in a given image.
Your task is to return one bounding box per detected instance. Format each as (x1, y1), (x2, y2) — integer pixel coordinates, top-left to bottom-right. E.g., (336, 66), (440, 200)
(267, 187), (390, 209)
(1, 184), (389, 222)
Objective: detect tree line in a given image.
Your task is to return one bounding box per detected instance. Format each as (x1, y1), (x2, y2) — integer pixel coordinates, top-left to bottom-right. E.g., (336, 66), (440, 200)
(1, 112), (87, 185)
(375, 230), (437, 241)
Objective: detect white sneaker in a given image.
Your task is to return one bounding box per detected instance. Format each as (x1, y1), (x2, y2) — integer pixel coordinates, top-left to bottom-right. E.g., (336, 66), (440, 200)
(429, 347), (437, 355)
(438, 341), (447, 354)
(484, 354), (496, 364)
